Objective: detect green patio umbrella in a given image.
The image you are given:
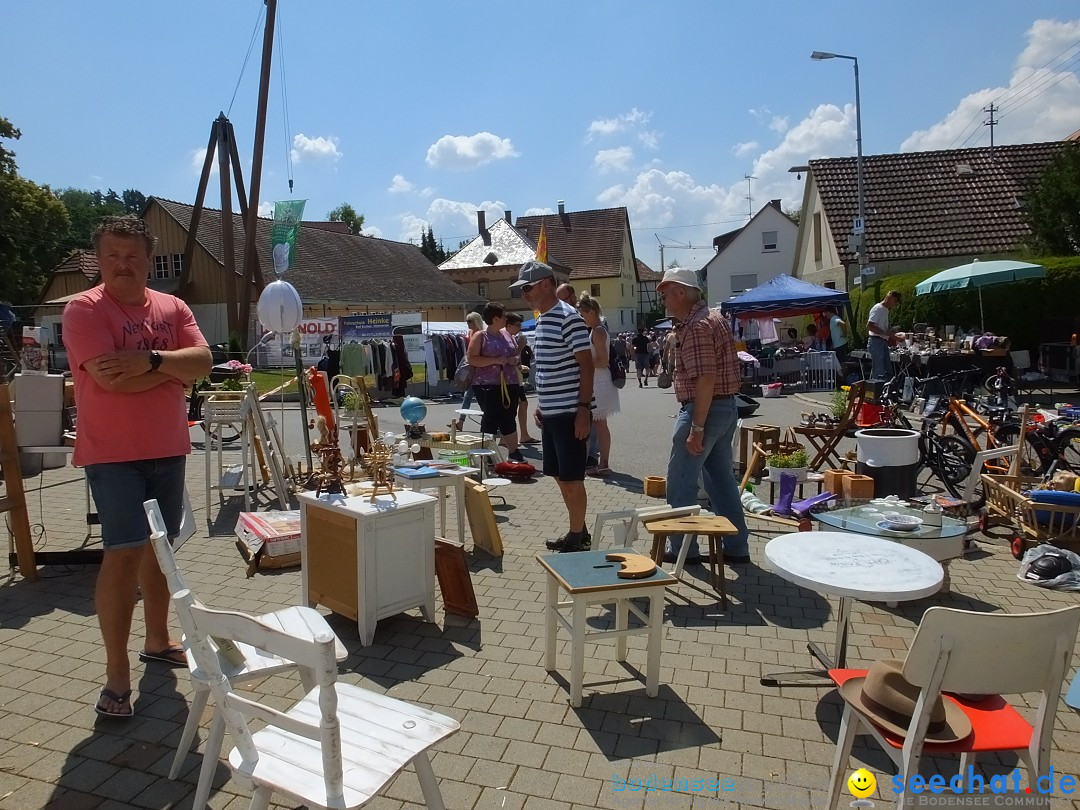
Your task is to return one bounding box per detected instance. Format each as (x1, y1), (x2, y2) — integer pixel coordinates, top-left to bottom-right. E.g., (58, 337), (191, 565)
(913, 259), (1045, 331)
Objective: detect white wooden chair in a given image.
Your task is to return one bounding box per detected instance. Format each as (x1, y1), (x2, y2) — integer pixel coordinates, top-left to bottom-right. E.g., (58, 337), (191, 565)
(143, 500), (347, 810)
(591, 504), (704, 549)
(959, 445), (1019, 507)
(827, 605), (1080, 809)
(170, 587), (460, 810)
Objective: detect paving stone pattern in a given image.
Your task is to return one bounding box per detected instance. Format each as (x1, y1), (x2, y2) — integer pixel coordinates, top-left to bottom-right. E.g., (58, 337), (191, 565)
(4, 391), (1080, 809)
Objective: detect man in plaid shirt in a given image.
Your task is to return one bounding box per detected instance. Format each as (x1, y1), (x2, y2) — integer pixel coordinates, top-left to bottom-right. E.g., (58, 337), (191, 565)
(657, 268), (750, 564)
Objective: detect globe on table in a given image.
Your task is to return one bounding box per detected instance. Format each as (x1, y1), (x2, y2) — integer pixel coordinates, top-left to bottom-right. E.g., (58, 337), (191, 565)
(399, 396), (427, 426)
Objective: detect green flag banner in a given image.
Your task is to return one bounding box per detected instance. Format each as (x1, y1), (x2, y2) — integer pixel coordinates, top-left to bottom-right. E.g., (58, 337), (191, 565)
(271, 199), (307, 274)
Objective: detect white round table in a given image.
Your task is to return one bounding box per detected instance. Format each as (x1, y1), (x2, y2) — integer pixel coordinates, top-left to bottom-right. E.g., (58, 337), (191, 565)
(762, 531), (943, 686)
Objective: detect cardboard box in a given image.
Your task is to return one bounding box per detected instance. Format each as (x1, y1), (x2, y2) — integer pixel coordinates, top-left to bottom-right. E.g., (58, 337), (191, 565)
(234, 510), (301, 559)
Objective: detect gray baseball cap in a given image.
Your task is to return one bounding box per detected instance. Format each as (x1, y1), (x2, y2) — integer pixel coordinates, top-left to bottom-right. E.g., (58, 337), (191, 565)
(509, 260), (555, 289)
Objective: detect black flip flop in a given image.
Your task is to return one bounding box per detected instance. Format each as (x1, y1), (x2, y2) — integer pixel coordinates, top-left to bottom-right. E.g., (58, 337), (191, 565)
(95, 688), (133, 719)
(139, 646), (187, 667)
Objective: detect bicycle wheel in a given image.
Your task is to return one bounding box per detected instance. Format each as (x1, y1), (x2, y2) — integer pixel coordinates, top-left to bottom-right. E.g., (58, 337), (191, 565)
(202, 421), (242, 447)
(928, 434), (975, 498)
(993, 423), (1046, 476)
(1055, 428), (1080, 474)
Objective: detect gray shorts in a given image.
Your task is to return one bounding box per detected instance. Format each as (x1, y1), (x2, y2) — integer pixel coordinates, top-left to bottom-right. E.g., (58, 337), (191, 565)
(85, 456), (186, 549)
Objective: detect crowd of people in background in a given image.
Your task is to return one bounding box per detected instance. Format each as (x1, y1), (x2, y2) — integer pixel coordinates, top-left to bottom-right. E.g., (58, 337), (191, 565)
(457, 262), (750, 565)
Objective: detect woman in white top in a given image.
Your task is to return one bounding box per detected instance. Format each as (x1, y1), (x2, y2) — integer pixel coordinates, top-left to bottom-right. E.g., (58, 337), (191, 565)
(576, 295), (620, 475)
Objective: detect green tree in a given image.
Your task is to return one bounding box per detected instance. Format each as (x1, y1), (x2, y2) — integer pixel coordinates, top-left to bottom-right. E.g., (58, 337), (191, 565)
(121, 188), (146, 215)
(1025, 143), (1080, 255)
(327, 202), (364, 235)
(0, 115), (20, 174)
(55, 187), (127, 252)
(0, 121), (70, 303)
(418, 225), (449, 264)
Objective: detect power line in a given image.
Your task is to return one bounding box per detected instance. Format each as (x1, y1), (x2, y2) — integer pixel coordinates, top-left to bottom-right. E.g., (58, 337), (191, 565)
(226, 4), (266, 117)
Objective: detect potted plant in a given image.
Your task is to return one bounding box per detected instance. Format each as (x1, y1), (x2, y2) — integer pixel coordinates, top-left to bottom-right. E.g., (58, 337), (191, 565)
(766, 447), (809, 483)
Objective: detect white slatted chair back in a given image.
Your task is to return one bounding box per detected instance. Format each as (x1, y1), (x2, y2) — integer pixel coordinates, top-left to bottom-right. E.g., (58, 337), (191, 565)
(903, 605), (1080, 701)
(174, 590), (346, 801)
(172, 589), (457, 809)
(592, 505), (704, 549)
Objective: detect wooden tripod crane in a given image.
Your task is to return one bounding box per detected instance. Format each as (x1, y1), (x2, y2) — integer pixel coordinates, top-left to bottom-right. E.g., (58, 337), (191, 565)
(177, 0), (278, 347)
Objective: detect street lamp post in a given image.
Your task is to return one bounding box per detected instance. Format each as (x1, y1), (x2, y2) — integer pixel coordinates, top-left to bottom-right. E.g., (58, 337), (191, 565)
(811, 50), (866, 282)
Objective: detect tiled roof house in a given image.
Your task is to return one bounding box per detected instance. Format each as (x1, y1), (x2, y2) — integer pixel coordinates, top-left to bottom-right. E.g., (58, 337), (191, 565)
(438, 211), (572, 315)
(792, 141), (1070, 289)
(35, 198), (474, 344)
(516, 204), (643, 331)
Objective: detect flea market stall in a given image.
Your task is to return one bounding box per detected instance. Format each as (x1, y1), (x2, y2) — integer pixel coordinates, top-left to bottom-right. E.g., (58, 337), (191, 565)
(720, 275), (852, 394)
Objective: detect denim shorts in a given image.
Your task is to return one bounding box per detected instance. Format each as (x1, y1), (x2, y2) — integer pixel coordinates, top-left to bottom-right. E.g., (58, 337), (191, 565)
(85, 456), (186, 549)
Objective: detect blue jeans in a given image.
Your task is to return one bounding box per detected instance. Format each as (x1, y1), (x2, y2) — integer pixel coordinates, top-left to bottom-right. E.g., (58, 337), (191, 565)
(666, 398), (749, 557)
(869, 336), (891, 380)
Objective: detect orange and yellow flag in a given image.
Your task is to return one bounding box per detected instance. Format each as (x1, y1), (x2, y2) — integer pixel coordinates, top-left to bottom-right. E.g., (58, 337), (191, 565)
(535, 222), (548, 263)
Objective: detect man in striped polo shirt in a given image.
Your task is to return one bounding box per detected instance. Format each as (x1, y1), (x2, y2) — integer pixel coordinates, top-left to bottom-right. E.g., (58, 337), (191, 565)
(511, 261), (595, 552)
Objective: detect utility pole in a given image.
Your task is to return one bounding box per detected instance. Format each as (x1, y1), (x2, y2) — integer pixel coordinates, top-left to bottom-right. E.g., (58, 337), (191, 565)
(983, 103), (998, 158)
(744, 174), (756, 219)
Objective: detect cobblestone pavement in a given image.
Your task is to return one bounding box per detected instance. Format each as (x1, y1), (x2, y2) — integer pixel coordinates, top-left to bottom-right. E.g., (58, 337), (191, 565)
(4, 388), (1080, 809)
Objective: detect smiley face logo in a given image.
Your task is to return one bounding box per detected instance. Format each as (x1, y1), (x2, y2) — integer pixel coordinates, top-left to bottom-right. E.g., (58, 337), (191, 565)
(847, 768), (876, 799)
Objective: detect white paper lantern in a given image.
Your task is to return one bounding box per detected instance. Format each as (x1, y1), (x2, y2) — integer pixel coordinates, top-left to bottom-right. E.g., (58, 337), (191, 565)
(256, 279), (303, 333)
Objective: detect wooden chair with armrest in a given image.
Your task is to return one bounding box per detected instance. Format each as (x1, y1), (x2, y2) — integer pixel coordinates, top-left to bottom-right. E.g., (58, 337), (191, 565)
(788, 381), (865, 471)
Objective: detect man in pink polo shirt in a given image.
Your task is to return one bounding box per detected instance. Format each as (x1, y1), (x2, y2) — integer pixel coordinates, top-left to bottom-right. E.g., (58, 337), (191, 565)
(63, 216), (211, 718)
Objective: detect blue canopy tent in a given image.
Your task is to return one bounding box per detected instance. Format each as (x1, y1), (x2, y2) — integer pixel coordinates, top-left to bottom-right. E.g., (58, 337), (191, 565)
(720, 274), (849, 319)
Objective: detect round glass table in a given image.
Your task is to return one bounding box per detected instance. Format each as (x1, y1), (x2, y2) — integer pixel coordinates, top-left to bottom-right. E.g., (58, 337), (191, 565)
(812, 498), (967, 562)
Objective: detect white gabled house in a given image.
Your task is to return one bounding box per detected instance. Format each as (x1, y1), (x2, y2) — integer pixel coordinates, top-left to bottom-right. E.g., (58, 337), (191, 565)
(701, 199), (799, 305)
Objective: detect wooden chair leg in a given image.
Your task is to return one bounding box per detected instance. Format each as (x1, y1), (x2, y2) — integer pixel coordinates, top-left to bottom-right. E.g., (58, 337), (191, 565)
(708, 536), (726, 608)
(649, 532), (667, 565)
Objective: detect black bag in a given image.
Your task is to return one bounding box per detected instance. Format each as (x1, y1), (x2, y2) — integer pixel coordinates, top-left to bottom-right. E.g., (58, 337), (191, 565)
(608, 344), (627, 389)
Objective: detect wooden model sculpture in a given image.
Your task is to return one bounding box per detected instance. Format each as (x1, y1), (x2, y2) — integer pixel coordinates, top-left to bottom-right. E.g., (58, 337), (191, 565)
(360, 438), (397, 503)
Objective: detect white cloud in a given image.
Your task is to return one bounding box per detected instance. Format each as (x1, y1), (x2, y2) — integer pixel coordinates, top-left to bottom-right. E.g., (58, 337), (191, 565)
(190, 147), (217, 177)
(363, 224), (383, 239)
(902, 18), (1080, 151)
(594, 146), (634, 174)
(395, 198), (508, 242)
(522, 207), (554, 216)
(257, 201), (273, 218)
(770, 115), (789, 134)
(638, 130), (660, 150)
(398, 214), (430, 245)
(389, 174), (414, 193)
(586, 108), (653, 140)
(731, 141), (759, 158)
(425, 133), (518, 170)
(290, 133), (341, 164)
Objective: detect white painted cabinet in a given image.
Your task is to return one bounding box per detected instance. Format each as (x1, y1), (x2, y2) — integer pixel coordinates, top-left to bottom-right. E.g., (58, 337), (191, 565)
(298, 489), (437, 646)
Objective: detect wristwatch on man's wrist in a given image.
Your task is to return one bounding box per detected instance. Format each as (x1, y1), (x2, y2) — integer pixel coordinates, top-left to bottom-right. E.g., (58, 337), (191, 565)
(148, 350), (163, 372)
(690, 424), (705, 434)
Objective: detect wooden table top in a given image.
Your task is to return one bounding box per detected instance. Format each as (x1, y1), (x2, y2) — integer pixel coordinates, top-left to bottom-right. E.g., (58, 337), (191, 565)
(644, 515), (738, 535)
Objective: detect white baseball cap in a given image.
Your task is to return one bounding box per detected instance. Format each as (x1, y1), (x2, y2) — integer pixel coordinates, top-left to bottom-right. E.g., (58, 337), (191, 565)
(656, 267), (701, 291)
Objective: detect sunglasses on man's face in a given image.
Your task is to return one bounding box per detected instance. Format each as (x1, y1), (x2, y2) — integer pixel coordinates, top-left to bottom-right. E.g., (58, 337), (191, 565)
(520, 283), (535, 294)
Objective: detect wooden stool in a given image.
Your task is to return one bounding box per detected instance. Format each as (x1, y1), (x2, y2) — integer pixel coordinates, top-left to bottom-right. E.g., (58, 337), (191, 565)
(643, 515), (738, 607)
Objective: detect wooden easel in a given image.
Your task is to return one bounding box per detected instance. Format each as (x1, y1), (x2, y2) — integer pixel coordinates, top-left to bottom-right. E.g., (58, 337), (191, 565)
(0, 383), (38, 580)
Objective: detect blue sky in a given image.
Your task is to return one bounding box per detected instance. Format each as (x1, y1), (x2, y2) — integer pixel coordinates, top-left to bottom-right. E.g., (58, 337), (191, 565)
(4, 1), (1079, 274)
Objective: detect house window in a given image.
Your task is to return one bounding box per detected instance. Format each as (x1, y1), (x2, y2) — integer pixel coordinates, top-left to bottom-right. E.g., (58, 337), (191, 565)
(154, 255), (170, 279)
(620, 310), (626, 325)
(762, 231), (778, 252)
(509, 287), (522, 299)
(478, 282), (488, 299)
(171, 253), (184, 278)
(731, 273), (757, 295)
(813, 212), (823, 261)
(590, 284), (601, 297)
(824, 281), (836, 289)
